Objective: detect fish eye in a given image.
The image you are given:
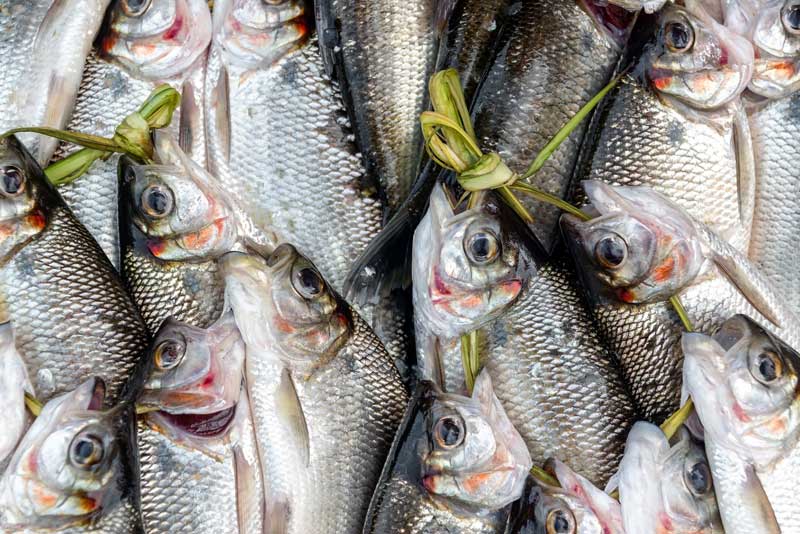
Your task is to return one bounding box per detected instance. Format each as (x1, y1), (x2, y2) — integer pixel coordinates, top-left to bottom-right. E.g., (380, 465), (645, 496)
(594, 233), (627, 270)
(782, 2), (800, 33)
(546, 508), (576, 534)
(0, 165), (25, 197)
(750, 350), (783, 384)
(433, 415), (465, 449)
(464, 230), (500, 265)
(685, 461), (712, 496)
(69, 432), (105, 468)
(664, 18), (694, 52)
(121, 0), (152, 17)
(292, 262), (325, 300)
(140, 184), (174, 219)
(154, 337), (186, 370)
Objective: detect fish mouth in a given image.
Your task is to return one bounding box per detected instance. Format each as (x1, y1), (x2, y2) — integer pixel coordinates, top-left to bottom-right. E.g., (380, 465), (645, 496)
(579, 0), (638, 48)
(144, 217), (235, 261)
(429, 267), (523, 323)
(648, 64), (751, 108)
(749, 55), (800, 98)
(154, 405), (237, 438)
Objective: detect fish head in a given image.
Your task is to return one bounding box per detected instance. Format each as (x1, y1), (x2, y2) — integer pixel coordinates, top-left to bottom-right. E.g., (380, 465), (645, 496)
(421, 371), (532, 512)
(747, 0), (800, 97)
(220, 246), (350, 369)
(214, 0), (308, 69)
(100, 0), (212, 79)
(619, 422), (722, 534)
(0, 378), (122, 529)
(413, 184), (529, 338)
(119, 153), (239, 262)
(682, 315), (800, 467)
(646, 0), (754, 109)
(560, 181), (706, 303)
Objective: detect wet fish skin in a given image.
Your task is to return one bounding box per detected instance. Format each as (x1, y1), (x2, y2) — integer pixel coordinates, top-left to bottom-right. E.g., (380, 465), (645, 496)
(315, 0), (439, 214)
(364, 372), (531, 534)
(0, 0), (110, 166)
(0, 378), (142, 533)
(220, 245), (409, 534)
(0, 136), (149, 406)
(56, 0), (212, 268)
(470, 0), (635, 251)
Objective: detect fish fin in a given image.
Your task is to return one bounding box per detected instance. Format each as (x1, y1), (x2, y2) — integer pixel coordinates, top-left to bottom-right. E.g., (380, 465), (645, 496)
(264, 494), (291, 534)
(231, 393), (265, 534)
(732, 102), (756, 240)
(275, 368), (310, 467)
(178, 79), (199, 159)
(711, 251), (782, 328)
(433, 0), (457, 36)
(211, 64), (232, 164)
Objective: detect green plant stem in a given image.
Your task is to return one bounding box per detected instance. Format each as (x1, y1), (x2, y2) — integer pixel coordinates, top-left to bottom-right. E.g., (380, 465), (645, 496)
(25, 393), (42, 417)
(510, 182), (591, 221)
(530, 466), (559, 487)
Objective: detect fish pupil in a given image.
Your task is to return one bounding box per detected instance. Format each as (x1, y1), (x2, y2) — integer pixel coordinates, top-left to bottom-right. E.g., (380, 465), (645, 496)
(666, 22), (691, 50)
(552, 511), (570, 533)
(438, 417), (461, 446)
(596, 235), (626, 268)
(148, 190), (169, 214)
(687, 462), (710, 494)
(297, 268), (323, 295)
(1, 167), (23, 195)
(787, 5), (800, 29)
(758, 353), (778, 381)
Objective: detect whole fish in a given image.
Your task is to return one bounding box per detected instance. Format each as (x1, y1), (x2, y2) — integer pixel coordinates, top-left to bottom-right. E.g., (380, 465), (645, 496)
(617, 422), (724, 534)
(315, 0), (440, 214)
(0, 136), (148, 405)
(578, 0), (755, 253)
(562, 180), (800, 422)
(413, 184), (637, 486)
(0, 0), (110, 166)
(135, 313), (263, 534)
(56, 0), (212, 268)
(219, 245), (409, 533)
(0, 322), (32, 465)
(363, 371), (532, 534)
(739, 0), (800, 312)
(0, 378), (141, 533)
(470, 0), (637, 251)
(506, 459), (625, 534)
(683, 315), (800, 533)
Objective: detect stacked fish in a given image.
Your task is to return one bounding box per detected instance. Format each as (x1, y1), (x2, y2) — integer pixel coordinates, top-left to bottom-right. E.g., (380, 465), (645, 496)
(0, 0), (798, 532)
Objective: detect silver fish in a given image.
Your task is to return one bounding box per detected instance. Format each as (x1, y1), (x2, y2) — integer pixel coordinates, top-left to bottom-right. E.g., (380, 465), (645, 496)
(0, 378), (141, 533)
(135, 313), (263, 534)
(683, 315), (800, 533)
(0, 136), (149, 405)
(414, 184), (637, 486)
(0, 323), (32, 465)
(617, 422), (723, 534)
(364, 371), (532, 534)
(0, 0), (110, 166)
(219, 245), (408, 533)
(56, 0), (212, 269)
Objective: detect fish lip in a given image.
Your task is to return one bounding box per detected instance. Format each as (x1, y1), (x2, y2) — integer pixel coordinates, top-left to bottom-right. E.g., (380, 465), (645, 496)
(152, 405), (237, 438)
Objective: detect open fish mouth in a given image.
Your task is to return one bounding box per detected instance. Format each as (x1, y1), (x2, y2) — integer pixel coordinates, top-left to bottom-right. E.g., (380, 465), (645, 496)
(155, 406), (238, 438)
(648, 64), (752, 108)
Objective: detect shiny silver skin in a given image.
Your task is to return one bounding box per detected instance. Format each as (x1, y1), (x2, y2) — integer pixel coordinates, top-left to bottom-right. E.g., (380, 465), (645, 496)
(470, 0), (636, 251)
(683, 315), (800, 534)
(315, 0), (439, 214)
(0, 322), (31, 465)
(618, 422), (723, 534)
(135, 313), (263, 534)
(746, 0), (800, 98)
(219, 246), (408, 533)
(0, 136), (149, 406)
(0, 378), (140, 533)
(0, 0), (110, 166)
(56, 0), (212, 269)
(364, 372), (531, 534)
(414, 185), (637, 486)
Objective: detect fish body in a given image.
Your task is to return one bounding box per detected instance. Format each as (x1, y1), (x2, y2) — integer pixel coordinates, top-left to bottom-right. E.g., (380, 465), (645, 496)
(0, 323), (32, 465)
(220, 246), (408, 533)
(0, 0), (110, 166)
(0, 136), (148, 405)
(315, 0), (439, 214)
(471, 0), (635, 251)
(364, 372), (531, 534)
(57, 0), (212, 269)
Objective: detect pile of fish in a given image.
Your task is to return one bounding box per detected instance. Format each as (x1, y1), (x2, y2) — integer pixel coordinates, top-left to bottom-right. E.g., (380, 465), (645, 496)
(0, 0), (799, 532)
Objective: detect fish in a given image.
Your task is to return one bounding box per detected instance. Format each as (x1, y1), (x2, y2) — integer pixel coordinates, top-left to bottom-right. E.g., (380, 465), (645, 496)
(0, 136), (149, 406)
(470, 0), (637, 252)
(55, 0), (212, 268)
(738, 1), (800, 312)
(414, 184), (637, 486)
(0, 322), (32, 465)
(363, 371), (531, 534)
(119, 134), (274, 333)
(607, 0), (667, 13)
(315, 0), (441, 215)
(561, 180), (800, 422)
(682, 315), (800, 533)
(506, 459), (625, 534)
(135, 312), (264, 534)
(617, 422), (724, 534)
(219, 244), (409, 533)
(0, 377), (141, 533)
(0, 0), (110, 166)
(577, 0), (755, 253)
